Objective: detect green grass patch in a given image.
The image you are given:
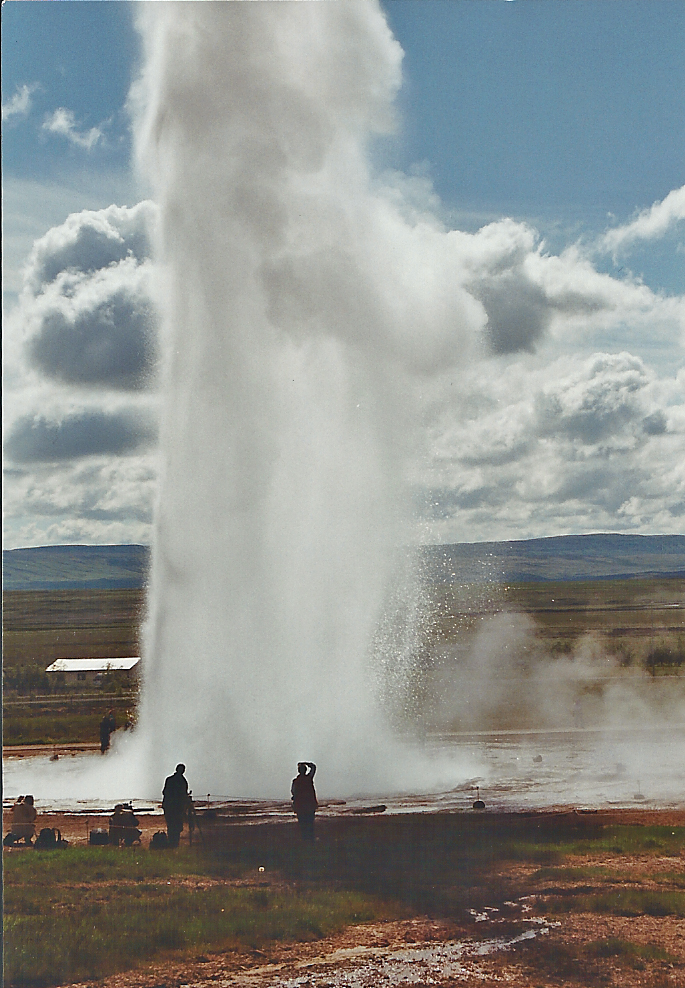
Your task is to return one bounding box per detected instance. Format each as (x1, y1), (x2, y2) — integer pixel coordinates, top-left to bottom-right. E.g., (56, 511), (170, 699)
(531, 865), (614, 882)
(586, 938), (678, 968)
(5, 884), (384, 987)
(538, 825), (685, 860)
(475, 826), (684, 869)
(653, 871), (685, 888)
(550, 888), (685, 917)
(500, 841), (567, 865)
(3, 712), (103, 746)
(520, 934), (680, 985)
(5, 847), (227, 885)
(4, 848), (398, 987)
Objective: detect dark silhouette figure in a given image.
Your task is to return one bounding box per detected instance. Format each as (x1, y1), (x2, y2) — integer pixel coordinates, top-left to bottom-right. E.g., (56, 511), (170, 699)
(291, 761), (317, 841)
(99, 710), (114, 753)
(162, 763), (189, 848)
(109, 803), (142, 846)
(8, 795), (37, 844)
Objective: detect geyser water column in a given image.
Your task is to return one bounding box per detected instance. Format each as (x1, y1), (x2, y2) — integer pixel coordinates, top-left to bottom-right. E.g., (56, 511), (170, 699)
(133, 2), (480, 797)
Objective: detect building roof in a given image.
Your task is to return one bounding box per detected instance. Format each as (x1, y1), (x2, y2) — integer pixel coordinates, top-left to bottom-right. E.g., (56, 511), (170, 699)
(45, 657), (141, 673)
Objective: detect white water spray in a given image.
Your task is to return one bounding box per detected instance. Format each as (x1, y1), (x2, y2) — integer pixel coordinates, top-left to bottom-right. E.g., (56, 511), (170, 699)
(131, 2), (480, 797)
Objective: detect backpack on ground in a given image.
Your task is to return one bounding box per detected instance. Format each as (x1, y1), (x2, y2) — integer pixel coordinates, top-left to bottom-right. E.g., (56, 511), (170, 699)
(150, 830), (168, 850)
(35, 827), (68, 849)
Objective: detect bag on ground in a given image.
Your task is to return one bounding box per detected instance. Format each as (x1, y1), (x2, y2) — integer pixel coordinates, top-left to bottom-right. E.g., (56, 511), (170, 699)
(35, 827), (68, 849)
(89, 828), (110, 845)
(150, 830), (168, 850)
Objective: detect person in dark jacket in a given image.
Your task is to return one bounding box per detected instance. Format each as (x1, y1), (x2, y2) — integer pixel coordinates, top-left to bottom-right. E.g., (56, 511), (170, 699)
(99, 712), (114, 754)
(291, 761), (317, 841)
(162, 763), (189, 847)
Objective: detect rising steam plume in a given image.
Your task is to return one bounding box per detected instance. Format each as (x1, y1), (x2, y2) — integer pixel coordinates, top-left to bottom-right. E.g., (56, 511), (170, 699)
(132, 2), (480, 796)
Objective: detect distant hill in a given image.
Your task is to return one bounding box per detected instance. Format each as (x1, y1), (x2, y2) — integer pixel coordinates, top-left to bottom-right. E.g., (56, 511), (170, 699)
(2, 544), (150, 591)
(3, 535), (685, 591)
(422, 534), (685, 584)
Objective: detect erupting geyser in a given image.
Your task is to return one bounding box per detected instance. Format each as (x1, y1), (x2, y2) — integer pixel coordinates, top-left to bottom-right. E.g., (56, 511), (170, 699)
(132, 1), (480, 797)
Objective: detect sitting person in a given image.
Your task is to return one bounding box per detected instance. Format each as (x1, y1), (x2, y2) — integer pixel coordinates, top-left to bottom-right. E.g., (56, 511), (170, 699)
(108, 803), (142, 846)
(11, 794), (38, 844)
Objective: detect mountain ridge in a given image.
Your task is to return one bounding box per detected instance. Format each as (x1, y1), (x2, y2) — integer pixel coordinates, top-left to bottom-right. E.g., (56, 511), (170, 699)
(3, 534), (685, 591)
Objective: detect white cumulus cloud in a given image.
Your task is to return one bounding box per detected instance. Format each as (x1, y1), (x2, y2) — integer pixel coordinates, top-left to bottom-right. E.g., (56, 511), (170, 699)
(601, 185), (685, 254)
(2, 82), (38, 122)
(7, 202), (160, 392)
(416, 349), (684, 544)
(3, 203), (161, 547)
(42, 107), (104, 151)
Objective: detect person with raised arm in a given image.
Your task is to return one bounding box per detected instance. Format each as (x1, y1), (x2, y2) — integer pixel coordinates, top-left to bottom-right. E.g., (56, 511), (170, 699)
(291, 761), (318, 841)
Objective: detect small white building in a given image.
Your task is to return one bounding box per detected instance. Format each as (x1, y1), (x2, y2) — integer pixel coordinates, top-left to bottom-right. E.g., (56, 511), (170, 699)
(45, 657), (141, 687)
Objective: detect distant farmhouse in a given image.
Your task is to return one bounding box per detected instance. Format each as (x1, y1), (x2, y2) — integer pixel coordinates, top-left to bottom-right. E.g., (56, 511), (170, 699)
(45, 657), (141, 688)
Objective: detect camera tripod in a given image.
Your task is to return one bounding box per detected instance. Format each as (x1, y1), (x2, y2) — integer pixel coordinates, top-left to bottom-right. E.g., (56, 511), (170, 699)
(187, 793), (204, 846)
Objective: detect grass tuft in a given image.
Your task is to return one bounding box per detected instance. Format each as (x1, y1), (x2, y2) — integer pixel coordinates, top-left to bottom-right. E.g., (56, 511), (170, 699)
(585, 937), (678, 970)
(550, 889), (685, 918)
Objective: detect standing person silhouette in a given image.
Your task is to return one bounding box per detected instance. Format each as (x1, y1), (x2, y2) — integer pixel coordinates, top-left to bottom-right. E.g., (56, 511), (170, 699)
(162, 763), (189, 848)
(291, 761), (317, 841)
(100, 713), (112, 753)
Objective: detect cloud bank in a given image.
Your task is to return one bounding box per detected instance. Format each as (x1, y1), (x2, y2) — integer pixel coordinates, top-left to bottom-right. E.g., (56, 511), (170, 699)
(6, 409), (157, 464)
(4, 202), (160, 547)
(4, 183), (684, 548)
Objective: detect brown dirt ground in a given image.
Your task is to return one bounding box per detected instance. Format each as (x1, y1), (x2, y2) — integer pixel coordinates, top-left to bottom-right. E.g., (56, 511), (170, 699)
(8, 806), (685, 848)
(5, 808), (685, 988)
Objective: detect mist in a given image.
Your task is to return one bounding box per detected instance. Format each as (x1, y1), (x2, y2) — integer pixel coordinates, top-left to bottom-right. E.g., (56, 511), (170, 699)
(429, 610), (685, 734)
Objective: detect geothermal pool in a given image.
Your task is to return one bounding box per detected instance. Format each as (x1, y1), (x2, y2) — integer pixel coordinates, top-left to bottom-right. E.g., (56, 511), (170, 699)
(4, 726), (685, 816)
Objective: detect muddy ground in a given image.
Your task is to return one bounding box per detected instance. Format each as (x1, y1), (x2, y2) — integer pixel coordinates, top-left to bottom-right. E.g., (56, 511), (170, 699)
(5, 807), (685, 988)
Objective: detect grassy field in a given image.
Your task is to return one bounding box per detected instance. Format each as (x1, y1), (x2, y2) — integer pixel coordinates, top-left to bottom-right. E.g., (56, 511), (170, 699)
(4, 580), (682, 674)
(428, 576), (685, 662)
(4, 844), (394, 987)
(4, 814), (685, 987)
(2, 589), (145, 668)
(3, 578), (683, 744)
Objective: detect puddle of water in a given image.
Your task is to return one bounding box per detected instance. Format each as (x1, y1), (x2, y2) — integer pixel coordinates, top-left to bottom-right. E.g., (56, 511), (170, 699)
(228, 922), (555, 987)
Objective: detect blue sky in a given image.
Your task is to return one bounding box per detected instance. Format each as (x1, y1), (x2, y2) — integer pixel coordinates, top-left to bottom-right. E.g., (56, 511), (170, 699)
(4, 1), (682, 296)
(2, 1), (137, 182)
(2, 1), (684, 548)
(388, 2), (684, 220)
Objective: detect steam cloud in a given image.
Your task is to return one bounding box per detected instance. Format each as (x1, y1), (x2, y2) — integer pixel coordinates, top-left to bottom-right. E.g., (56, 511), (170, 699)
(431, 612), (685, 735)
(127, 3), (684, 797)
